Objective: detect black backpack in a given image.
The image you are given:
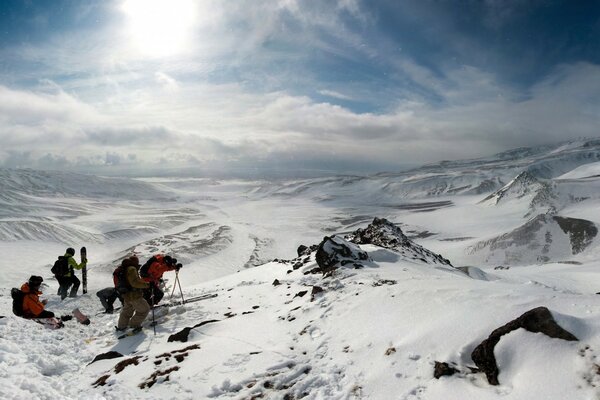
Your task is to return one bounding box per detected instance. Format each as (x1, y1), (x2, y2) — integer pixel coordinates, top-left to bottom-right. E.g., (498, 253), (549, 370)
(139, 256), (157, 278)
(11, 288), (25, 317)
(51, 256), (69, 277)
(113, 265), (131, 294)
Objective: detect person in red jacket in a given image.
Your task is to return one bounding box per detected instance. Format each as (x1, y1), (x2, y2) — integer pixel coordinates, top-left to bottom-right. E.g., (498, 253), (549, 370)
(21, 276), (55, 319)
(140, 254), (182, 306)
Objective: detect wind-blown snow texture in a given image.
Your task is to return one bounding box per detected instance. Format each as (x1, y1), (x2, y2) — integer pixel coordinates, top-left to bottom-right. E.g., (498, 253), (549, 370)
(1, 139), (600, 399)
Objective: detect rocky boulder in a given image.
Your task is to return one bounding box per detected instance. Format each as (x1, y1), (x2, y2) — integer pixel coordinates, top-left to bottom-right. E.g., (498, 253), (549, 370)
(314, 235), (371, 275)
(346, 217), (453, 266)
(471, 306), (578, 385)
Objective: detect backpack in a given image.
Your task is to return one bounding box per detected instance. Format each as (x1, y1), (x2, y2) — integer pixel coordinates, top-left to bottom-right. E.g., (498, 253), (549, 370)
(139, 256), (157, 278)
(51, 256), (69, 277)
(113, 265), (131, 294)
(11, 288), (25, 317)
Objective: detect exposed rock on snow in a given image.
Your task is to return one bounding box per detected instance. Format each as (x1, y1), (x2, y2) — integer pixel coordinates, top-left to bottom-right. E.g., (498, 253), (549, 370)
(314, 235), (371, 275)
(480, 171), (557, 215)
(481, 171), (546, 205)
(468, 214), (598, 265)
(433, 361), (459, 379)
(554, 216), (599, 253)
(90, 351), (123, 364)
(346, 217), (453, 267)
(471, 306), (578, 385)
(167, 319), (220, 343)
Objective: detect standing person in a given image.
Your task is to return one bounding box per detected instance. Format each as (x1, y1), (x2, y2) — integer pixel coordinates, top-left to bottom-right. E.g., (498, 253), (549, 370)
(20, 276), (55, 319)
(116, 256), (150, 333)
(54, 247), (87, 300)
(96, 287), (123, 314)
(140, 254), (182, 306)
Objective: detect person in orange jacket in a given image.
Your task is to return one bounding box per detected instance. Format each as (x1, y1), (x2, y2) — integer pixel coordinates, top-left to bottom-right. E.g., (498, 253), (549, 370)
(140, 254), (182, 306)
(21, 276), (55, 319)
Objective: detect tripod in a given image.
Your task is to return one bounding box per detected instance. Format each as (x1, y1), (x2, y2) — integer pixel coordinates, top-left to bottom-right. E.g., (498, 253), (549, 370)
(170, 270), (185, 304)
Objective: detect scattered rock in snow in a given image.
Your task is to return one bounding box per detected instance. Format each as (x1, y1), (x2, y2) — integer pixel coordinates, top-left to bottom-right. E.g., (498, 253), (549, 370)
(310, 286), (324, 301)
(314, 235), (370, 275)
(92, 375), (110, 387)
(471, 306), (578, 385)
(373, 279), (397, 286)
(90, 351), (123, 365)
(385, 347), (396, 356)
(346, 218), (453, 266)
(115, 356), (143, 374)
(272, 279), (281, 286)
(433, 361), (458, 379)
(294, 290), (308, 299)
(168, 320), (220, 343)
(297, 244), (317, 257)
(139, 366), (180, 389)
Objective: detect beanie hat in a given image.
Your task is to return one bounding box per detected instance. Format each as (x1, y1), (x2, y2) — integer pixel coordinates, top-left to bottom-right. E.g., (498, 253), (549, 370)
(121, 258), (133, 268)
(66, 247), (75, 256)
(129, 256), (140, 266)
(28, 275), (43, 288)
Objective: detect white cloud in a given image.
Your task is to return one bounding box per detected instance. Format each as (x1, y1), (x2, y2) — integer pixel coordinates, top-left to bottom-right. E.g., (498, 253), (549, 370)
(318, 90), (354, 101)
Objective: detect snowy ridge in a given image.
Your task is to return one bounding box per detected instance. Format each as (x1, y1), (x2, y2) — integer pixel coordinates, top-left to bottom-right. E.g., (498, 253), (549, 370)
(253, 139), (600, 203)
(1, 141), (600, 399)
(345, 217), (453, 268)
(480, 171), (546, 206)
(2, 238), (599, 399)
(0, 168), (169, 200)
(467, 214), (598, 265)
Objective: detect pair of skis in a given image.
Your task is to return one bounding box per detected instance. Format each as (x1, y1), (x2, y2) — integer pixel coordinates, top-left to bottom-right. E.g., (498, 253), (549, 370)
(96, 293), (218, 316)
(32, 307), (90, 329)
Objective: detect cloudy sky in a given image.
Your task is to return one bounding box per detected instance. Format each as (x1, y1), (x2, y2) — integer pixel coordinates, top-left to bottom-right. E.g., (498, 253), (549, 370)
(1, 0), (600, 175)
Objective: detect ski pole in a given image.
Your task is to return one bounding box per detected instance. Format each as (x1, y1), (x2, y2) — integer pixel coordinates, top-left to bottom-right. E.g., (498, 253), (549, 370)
(170, 275), (178, 300)
(176, 271), (185, 304)
(150, 284), (156, 336)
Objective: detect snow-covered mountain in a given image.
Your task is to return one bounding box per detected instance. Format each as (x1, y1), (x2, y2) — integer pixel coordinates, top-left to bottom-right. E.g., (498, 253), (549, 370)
(467, 214), (598, 265)
(1, 139), (600, 399)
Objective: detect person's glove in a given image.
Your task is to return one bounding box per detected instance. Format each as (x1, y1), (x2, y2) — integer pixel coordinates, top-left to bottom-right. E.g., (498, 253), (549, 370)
(42, 299), (48, 305)
(175, 263), (183, 271)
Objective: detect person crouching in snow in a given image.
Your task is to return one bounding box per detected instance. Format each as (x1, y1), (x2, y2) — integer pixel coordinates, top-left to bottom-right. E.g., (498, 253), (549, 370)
(21, 276), (55, 319)
(141, 254), (182, 306)
(116, 256), (150, 333)
(96, 287), (123, 314)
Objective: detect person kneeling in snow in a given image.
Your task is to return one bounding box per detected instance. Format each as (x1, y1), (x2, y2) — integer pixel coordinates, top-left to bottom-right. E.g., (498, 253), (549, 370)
(21, 276), (55, 319)
(116, 256), (150, 333)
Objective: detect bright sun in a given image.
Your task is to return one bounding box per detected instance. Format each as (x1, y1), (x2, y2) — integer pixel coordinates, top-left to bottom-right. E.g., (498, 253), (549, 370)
(121, 0), (197, 57)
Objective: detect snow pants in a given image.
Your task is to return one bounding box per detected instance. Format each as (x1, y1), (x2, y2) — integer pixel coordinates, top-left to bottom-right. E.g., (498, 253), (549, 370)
(57, 275), (80, 300)
(143, 285), (164, 306)
(117, 294), (150, 330)
(96, 287), (122, 313)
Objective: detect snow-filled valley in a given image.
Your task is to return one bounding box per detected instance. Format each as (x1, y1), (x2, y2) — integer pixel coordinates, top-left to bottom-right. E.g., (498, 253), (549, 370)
(1, 140), (600, 400)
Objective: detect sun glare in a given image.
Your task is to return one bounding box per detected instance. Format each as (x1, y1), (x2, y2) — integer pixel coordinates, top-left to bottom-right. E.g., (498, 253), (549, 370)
(121, 0), (197, 57)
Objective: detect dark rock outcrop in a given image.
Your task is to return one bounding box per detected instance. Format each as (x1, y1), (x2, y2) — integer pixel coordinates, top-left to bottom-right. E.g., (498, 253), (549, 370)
(90, 351), (123, 364)
(433, 361), (459, 379)
(346, 218), (453, 266)
(297, 244), (317, 257)
(314, 236), (370, 275)
(168, 319), (220, 343)
(471, 306), (578, 385)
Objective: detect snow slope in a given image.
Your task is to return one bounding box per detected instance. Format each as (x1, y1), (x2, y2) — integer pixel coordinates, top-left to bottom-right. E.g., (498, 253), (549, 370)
(1, 140), (600, 399)
(1, 239), (599, 400)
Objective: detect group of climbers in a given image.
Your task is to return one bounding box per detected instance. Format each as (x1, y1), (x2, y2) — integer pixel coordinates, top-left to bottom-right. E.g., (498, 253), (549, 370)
(113, 254), (182, 333)
(13, 248), (182, 335)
